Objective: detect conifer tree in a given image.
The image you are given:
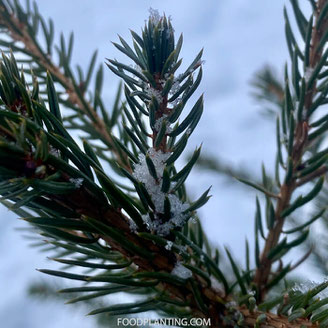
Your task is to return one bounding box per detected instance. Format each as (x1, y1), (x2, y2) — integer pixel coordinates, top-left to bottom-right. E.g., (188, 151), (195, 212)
(1, 1), (328, 327)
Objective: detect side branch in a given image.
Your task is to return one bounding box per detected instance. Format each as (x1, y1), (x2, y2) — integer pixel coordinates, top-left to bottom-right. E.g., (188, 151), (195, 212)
(253, 0), (328, 301)
(0, 5), (130, 170)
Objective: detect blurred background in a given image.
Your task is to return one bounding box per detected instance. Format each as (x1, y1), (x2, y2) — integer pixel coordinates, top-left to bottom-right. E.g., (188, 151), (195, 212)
(0, 0), (317, 327)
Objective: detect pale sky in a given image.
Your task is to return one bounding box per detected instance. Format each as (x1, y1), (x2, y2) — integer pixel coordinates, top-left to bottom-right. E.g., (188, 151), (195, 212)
(0, 1), (314, 327)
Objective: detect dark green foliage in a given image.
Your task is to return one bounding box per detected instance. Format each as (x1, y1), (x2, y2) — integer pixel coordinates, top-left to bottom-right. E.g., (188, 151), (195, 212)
(0, 2), (219, 324)
(1, 1), (328, 327)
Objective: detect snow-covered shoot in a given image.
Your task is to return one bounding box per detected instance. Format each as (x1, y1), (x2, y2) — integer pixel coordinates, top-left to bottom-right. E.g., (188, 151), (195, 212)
(132, 148), (189, 236)
(171, 261), (192, 279)
(133, 148), (171, 211)
(149, 8), (161, 25)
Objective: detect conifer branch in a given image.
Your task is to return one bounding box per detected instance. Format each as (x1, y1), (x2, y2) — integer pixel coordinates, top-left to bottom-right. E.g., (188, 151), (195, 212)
(0, 0), (130, 170)
(254, 0), (328, 301)
(1, 1), (328, 327)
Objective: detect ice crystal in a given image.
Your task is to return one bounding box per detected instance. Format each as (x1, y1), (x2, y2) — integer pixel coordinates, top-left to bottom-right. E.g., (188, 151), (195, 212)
(167, 193), (189, 225)
(130, 64), (142, 77)
(141, 213), (174, 236)
(167, 78), (182, 107)
(158, 79), (166, 87)
(171, 80), (180, 95)
(305, 67), (314, 83)
(149, 8), (161, 25)
(171, 261), (192, 279)
(225, 301), (237, 309)
(49, 146), (60, 158)
(35, 165), (46, 175)
(144, 85), (163, 104)
(154, 115), (173, 134)
(171, 97), (181, 107)
(210, 276), (222, 292)
(69, 178), (84, 188)
(140, 194), (189, 236)
(176, 245), (187, 255)
(291, 279), (328, 299)
(292, 280), (317, 293)
(165, 241), (173, 250)
(128, 219), (138, 233)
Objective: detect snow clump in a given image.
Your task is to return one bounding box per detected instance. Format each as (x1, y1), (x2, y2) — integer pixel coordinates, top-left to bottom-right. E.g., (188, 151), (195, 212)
(132, 148), (189, 236)
(171, 261), (192, 279)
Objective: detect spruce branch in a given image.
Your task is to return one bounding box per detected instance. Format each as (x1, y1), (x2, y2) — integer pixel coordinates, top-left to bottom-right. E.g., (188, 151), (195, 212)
(253, 0), (328, 301)
(0, 0), (130, 170)
(0, 8), (226, 326)
(2, 1), (328, 327)
(251, 65), (285, 116)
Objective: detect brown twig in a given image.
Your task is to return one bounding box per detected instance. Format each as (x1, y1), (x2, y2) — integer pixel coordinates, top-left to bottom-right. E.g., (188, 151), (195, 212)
(48, 186), (324, 327)
(296, 166), (328, 187)
(289, 246), (314, 272)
